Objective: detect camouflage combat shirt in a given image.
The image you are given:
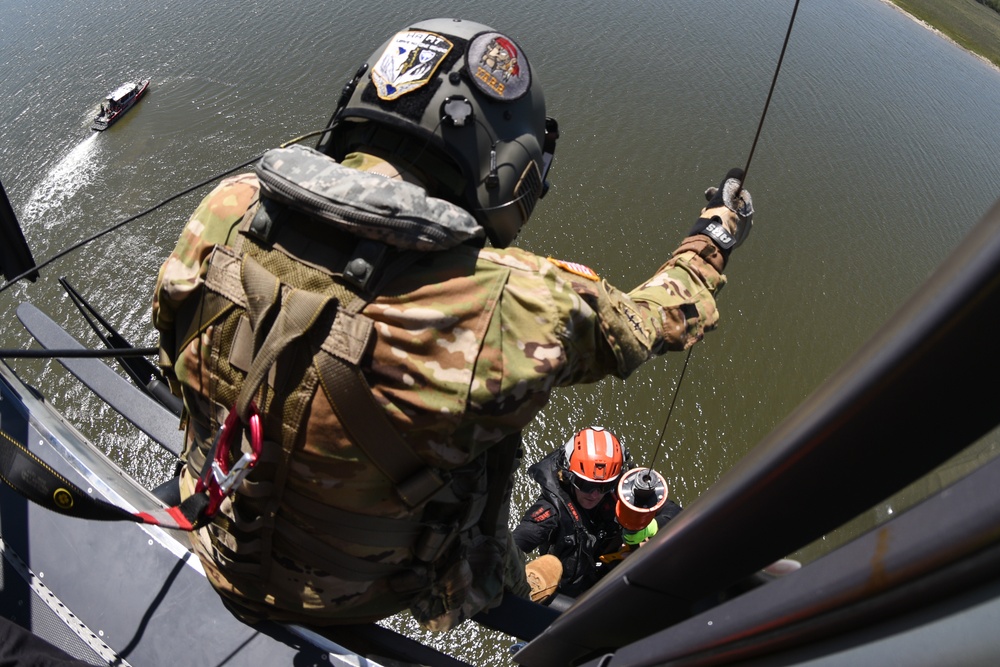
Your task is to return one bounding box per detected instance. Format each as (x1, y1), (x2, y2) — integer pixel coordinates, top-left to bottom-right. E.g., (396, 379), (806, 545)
(152, 159), (728, 630)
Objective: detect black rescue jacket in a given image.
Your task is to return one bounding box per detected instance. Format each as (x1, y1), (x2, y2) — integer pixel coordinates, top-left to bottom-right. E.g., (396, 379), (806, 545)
(513, 449), (623, 596)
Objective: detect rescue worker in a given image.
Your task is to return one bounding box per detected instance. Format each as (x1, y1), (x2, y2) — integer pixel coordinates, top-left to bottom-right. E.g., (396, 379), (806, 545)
(152, 17), (754, 632)
(513, 427), (682, 600)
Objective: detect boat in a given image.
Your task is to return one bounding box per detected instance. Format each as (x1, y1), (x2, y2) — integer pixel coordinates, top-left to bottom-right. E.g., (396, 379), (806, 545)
(91, 79), (149, 131)
(2, 160), (1000, 665)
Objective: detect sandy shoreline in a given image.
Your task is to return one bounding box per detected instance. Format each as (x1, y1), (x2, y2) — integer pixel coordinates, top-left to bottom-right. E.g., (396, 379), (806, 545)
(877, 0), (1000, 73)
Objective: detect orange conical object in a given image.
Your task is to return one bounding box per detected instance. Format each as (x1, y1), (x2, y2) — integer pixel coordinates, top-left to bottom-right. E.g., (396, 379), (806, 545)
(615, 467), (668, 531)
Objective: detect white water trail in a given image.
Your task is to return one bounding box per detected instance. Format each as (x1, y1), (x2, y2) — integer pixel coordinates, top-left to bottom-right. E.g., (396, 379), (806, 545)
(22, 133), (103, 229)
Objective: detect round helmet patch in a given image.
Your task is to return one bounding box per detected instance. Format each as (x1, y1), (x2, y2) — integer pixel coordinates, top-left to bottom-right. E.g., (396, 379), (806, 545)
(466, 32), (531, 101)
(372, 31), (454, 101)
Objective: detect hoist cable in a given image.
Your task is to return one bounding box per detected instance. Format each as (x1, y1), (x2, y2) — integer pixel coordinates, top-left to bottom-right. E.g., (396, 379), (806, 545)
(647, 346), (694, 472)
(646, 0), (801, 471)
(741, 0), (802, 189)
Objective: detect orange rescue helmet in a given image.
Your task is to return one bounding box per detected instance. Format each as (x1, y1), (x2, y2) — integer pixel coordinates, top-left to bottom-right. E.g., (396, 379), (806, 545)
(563, 426), (624, 482)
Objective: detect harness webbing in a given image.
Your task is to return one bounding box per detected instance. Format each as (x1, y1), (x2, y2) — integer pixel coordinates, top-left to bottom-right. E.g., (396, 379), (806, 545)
(233, 224), (451, 510)
(0, 424), (207, 531)
(315, 352), (448, 508)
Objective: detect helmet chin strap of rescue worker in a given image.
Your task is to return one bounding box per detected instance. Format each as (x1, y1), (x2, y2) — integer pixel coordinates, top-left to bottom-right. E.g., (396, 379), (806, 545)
(563, 426), (626, 494)
(317, 17), (559, 248)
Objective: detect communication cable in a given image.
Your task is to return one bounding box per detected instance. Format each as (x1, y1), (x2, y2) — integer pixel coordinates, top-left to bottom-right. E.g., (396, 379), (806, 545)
(0, 122), (343, 295)
(0, 155), (261, 294)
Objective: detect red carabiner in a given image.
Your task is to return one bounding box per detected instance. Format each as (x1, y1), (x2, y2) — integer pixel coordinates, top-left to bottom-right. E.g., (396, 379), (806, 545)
(196, 403), (262, 516)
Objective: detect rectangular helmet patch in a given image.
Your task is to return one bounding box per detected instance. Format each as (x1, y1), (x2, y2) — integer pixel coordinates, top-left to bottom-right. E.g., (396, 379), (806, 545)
(372, 31), (453, 101)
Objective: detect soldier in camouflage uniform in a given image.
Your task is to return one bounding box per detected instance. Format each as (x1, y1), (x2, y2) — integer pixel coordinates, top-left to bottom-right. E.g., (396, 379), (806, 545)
(153, 18), (754, 632)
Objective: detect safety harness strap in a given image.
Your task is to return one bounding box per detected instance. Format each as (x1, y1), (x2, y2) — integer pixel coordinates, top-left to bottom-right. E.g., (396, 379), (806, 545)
(478, 432), (523, 536)
(200, 241), (449, 511)
(315, 350), (447, 509)
(0, 424), (208, 531)
(281, 488), (424, 547)
(236, 257), (331, 421)
(273, 517), (409, 580)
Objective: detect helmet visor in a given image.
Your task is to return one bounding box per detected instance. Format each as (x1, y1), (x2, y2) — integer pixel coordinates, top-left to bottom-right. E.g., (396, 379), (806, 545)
(571, 474), (618, 495)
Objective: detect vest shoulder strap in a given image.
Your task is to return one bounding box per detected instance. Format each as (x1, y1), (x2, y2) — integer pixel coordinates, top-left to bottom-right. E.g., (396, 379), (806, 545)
(235, 230), (449, 510)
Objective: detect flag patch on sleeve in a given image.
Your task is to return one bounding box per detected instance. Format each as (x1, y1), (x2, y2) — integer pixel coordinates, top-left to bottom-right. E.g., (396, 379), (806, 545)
(547, 257), (599, 281)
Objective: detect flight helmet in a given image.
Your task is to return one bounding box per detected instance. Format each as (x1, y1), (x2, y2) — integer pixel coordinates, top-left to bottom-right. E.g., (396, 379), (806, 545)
(318, 18), (558, 247)
(563, 427), (625, 487)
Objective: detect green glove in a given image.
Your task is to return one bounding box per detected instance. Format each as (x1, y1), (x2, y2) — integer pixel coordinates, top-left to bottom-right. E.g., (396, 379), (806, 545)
(622, 518), (659, 546)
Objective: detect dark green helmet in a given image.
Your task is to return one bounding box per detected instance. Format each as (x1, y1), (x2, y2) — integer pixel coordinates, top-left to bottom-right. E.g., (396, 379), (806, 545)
(318, 18), (558, 248)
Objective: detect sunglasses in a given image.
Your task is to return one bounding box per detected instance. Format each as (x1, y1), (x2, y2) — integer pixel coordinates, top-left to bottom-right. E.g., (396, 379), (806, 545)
(571, 476), (618, 495)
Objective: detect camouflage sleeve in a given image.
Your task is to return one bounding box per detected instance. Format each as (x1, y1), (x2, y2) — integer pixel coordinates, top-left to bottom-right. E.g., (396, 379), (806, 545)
(623, 236), (727, 355)
(551, 235), (727, 382)
(152, 173), (260, 385)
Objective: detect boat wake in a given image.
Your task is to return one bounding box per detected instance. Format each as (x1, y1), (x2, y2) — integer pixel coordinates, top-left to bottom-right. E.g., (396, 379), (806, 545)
(22, 134), (103, 230)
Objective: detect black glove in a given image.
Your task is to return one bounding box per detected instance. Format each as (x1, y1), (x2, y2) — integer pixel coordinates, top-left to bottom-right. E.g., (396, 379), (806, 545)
(689, 168), (754, 253)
